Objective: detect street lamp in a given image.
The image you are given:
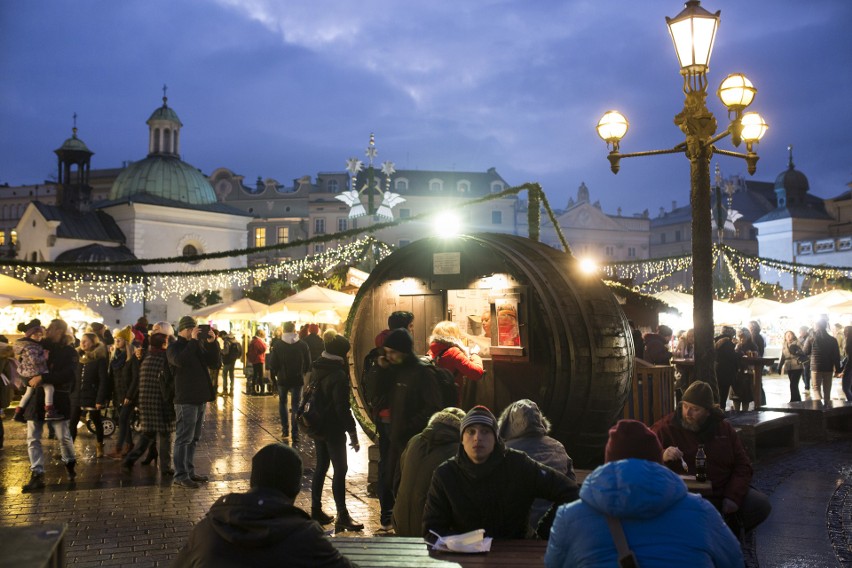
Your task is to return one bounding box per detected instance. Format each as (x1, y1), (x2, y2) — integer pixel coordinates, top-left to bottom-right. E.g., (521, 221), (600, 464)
(596, 0), (768, 400)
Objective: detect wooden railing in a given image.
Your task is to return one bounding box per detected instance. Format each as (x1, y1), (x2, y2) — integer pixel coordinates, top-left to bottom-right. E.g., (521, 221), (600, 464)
(622, 358), (675, 426)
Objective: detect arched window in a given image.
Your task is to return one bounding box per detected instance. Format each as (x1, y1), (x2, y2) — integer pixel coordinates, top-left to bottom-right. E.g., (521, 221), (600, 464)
(395, 178), (408, 191)
(457, 180), (470, 193)
(153, 128), (160, 153)
(182, 244), (201, 265)
(491, 181), (504, 193)
(429, 179), (443, 192)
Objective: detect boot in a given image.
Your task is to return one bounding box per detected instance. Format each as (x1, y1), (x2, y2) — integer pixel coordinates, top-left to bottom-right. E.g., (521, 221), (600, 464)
(65, 460), (77, 480)
(141, 445), (159, 466)
(311, 509), (334, 525)
(96, 442), (105, 458)
(121, 442), (134, 457)
(335, 511), (364, 533)
(23, 472), (45, 492)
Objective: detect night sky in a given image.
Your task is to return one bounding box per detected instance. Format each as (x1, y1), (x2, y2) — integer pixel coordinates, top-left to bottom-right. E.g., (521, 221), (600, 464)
(1, 1), (850, 218)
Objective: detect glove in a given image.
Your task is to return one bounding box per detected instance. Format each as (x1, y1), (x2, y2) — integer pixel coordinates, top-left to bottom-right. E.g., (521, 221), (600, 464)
(349, 432), (360, 452)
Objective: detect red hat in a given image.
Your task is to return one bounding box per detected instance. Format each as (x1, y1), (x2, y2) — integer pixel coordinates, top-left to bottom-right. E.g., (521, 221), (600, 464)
(308, 324), (319, 334)
(605, 419), (663, 464)
(132, 329), (145, 344)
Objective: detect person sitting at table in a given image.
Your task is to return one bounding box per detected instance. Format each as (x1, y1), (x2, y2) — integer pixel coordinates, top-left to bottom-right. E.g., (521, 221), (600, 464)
(392, 407), (466, 536)
(642, 325), (673, 365)
(422, 405), (579, 540)
(545, 419), (743, 568)
(174, 443), (357, 567)
(497, 399), (575, 533)
(651, 381), (771, 534)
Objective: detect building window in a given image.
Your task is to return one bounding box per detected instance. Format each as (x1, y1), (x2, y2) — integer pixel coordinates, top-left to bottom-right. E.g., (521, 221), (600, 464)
(254, 227), (266, 247)
(492, 211), (503, 224)
(605, 246), (614, 257)
(660, 233), (666, 244)
(395, 178), (408, 191)
(491, 181), (504, 193)
(338, 218), (348, 232)
(314, 244), (325, 253)
(328, 179), (339, 193)
(182, 244), (200, 265)
(429, 179), (443, 192)
(277, 226), (289, 244)
(0, 231), (4, 246)
(675, 230), (682, 242)
(399, 208), (410, 219)
(315, 218), (325, 234)
(458, 180), (470, 193)
(628, 247), (636, 258)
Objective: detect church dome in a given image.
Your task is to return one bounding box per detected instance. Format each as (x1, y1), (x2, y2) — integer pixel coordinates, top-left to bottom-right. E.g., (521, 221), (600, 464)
(109, 155), (217, 205)
(57, 132), (92, 154)
(774, 147), (809, 195)
(147, 104), (182, 126)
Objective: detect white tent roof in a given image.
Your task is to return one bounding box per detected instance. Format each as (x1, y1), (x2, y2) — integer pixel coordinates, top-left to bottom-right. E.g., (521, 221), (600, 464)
(191, 298), (269, 321)
(652, 291), (750, 325)
(733, 297), (783, 320)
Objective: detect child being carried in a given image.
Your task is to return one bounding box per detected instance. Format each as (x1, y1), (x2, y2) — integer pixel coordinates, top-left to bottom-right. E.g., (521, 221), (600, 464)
(13, 319), (61, 421)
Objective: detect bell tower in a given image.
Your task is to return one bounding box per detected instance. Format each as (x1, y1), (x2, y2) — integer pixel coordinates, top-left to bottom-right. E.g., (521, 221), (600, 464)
(54, 113), (94, 212)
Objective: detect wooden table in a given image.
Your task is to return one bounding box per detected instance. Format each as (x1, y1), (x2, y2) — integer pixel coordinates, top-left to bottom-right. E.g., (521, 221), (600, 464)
(330, 536), (546, 567)
(575, 468), (712, 495)
(743, 356), (776, 409)
(0, 523), (66, 567)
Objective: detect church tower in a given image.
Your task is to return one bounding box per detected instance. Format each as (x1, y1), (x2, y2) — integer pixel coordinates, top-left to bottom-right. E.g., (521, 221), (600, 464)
(146, 85), (183, 157)
(54, 114), (94, 212)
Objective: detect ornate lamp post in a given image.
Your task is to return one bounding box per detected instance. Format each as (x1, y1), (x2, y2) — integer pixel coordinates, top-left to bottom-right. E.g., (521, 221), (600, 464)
(596, 1), (768, 398)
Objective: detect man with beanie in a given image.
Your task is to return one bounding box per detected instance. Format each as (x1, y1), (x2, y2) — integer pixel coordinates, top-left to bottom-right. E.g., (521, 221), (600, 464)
(270, 321), (311, 441)
(174, 443), (356, 567)
(366, 328), (443, 530)
(423, 405), (578, 540)
(168, 315), (221, 488)
(652, 380), (771, 533)
(545, 419), (744, 568)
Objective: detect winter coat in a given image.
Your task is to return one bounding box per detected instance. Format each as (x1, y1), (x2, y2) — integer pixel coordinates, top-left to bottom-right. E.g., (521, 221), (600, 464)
(173, 488), (356, 568)
(23, 339), (77, 421)
(168, 336), (218, 405)
(780, 340), (804, 373)
(221, 339), (241, 366)
(13, 337), (48, 379)
(138, 349), (175, 433)
(393, 420), (460, 537)
(271, 334), (311, 389)
(310, 355), (358, 438)
(652, 410), (753, 510)
(428, 336), (484, 398)
(642, 333), (672, 364)
(247, 336), (267, 365)
(387, 354), (445, 449)
(498, 399), (575, 529)
(72, 343), (110, 409)
(304, 333), (324, 363)
(714, 335), (740, 387)
(804, 329), (842, 373)
(545, 459), (744, 568)
(423, 443), (580, 539)
(109, 348), (141, 405)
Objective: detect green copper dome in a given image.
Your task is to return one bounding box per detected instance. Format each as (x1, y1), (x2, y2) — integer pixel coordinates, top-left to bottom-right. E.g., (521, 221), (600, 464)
(109, 155), (217, 205)
(147, 103), (183, 126)
(55, 128), (93, 155)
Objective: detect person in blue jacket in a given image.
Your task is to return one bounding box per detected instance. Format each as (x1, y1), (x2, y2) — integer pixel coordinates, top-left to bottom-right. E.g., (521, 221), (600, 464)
(545, 419), (744, 568)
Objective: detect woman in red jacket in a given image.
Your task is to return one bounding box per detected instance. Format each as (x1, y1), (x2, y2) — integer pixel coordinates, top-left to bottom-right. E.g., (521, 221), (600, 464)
(247, 329), (268, 386)
(427, 321), (484, 408)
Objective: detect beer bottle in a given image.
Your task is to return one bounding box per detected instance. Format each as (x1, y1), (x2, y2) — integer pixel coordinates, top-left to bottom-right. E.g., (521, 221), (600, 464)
(695, 444), (707, 482)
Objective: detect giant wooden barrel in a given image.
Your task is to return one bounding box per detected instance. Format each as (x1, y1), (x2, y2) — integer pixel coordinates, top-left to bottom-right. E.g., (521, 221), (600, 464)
(348, 233), (633, 467)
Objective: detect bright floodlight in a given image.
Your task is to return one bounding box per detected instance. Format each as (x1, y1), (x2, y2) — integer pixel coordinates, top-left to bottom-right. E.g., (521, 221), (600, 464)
(597, 111), (629, 143)
(718, 73), (756, 111)
(434, 211), (462, 237)
(666, 0), (720, 74)
(740, 112), (768, 143)
(579, 257), (598, 275)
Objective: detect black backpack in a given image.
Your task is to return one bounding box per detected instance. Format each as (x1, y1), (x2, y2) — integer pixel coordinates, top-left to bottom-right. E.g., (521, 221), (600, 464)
(419, 355), (459, 408)
(297, 377), (328, 440)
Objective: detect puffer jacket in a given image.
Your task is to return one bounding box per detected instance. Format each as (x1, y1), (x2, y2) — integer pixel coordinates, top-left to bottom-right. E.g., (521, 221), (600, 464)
(173, 488), (356, 567)
(72, 343), (110, 408)
(804, 328), (841, 373)
(428, 336), (485, 387)
(393, 416), (461, 536)
(545, 459), (744, 568)
(498, 399), (575, 528)
(13, 337), (48, 378)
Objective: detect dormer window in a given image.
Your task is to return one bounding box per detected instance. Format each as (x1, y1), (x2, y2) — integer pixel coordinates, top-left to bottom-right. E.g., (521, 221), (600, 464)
(429, 179), (443, 192)
(491, 181), (504, 193)
(395, 178), (409, 191)
(458, 180), (470, 193)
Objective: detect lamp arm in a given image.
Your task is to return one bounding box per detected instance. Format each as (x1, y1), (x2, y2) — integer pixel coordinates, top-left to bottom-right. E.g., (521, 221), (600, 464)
(712, 147), (760, 175)
(617, 146), (686, 159)
(708, 127), (732, 146)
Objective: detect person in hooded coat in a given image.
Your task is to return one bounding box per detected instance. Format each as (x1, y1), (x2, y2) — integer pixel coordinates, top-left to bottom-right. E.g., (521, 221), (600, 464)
(497, 399), (575, 531)
(392, 407), (465, 536)
(174, 443), (356, 567)
(545, 419), (744, 568)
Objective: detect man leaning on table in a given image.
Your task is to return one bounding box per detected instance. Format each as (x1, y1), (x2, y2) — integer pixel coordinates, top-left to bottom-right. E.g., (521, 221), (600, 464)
(545, 419), (744, 567)
(422, 405), (579, 540)
(651, 381), (771, 534)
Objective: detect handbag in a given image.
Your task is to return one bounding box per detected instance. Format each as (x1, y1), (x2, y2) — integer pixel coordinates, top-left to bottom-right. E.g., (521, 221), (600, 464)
(606, 516), (640, 568)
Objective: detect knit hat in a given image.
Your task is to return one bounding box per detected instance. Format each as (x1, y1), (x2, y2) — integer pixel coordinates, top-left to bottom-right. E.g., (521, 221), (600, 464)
(178, 316), (197, 332)
(323, 329), (351, 358)
(308, 324), (320, 335)
(114, 325), (134, 344)
(460, 405), (499, 438)
(18, 319), (44, 338)
(682, 381), (714, 412)
(150, 321), (175, 337)
(383, 328), (414, 354)
(249, 443), (303, 498)
(605, 419), (663, 463)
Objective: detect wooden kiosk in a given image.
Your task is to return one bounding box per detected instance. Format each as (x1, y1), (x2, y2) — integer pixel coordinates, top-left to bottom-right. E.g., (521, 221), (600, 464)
(348, 233), (633, 467)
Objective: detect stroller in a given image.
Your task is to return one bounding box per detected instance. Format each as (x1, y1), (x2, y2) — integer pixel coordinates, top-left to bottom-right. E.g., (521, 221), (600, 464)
(85, 402), (141, 437)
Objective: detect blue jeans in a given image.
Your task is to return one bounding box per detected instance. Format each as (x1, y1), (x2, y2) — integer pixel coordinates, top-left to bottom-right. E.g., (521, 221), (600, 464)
(277, 385), (302, 437)
(312, 431), (348, 512)
(173, 403), (206, 481)
(28, 419), (75, 473)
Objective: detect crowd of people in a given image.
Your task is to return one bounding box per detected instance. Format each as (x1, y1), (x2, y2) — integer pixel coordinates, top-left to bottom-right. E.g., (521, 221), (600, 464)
(1, 309), (790, 566)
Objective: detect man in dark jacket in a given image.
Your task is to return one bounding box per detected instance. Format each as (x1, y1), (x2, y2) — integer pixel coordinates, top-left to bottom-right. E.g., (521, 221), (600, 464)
(423, 406), (579, 539)
(271, 321), (311, 441)
(652, 381), (771, 533)
(168, 316), (221, 489)
(219, 332), (241, 397)
(22, 319), (79, 491)
(803, 316), (841, 401)
(174, 443), (356, 567)
(714, 326), (740, 409)
(643, 325), (673, 365)
(303, 323), (324, 364)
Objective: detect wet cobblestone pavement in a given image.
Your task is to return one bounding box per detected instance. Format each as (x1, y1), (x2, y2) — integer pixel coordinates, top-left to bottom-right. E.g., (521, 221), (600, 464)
(0, 373), (850, 566)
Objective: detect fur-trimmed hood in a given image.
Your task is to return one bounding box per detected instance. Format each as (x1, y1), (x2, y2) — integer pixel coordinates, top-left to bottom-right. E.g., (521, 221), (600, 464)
(428, 334), (469, 357)
(497, 398), (551, 440)
(79, 342), (108, 364)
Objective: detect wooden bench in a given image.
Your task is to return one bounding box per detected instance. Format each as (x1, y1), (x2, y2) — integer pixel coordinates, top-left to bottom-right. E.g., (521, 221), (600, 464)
(331, 536), (546, 567)
(761, 400), (852, 441)
(726, 411), (799, 462)
(0, 524), (66, 567)
(622, 358), (675, 426)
